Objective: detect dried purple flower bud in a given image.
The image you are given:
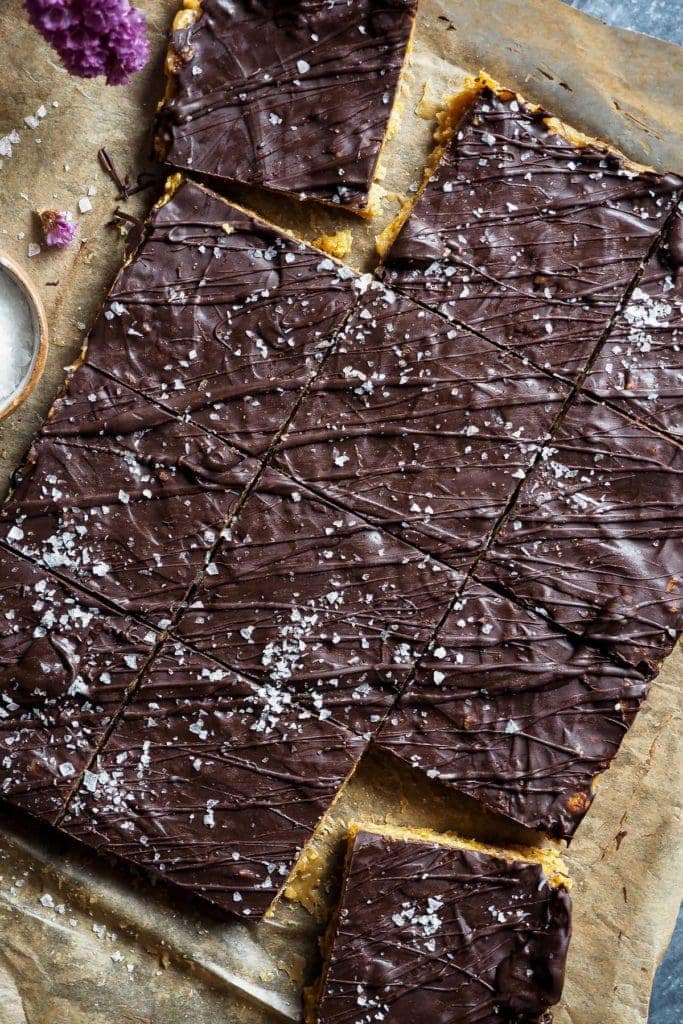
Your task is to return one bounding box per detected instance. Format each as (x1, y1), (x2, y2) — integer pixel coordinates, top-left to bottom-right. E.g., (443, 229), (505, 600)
(40, 210), (78, 248)
(24, 0), (150, 86)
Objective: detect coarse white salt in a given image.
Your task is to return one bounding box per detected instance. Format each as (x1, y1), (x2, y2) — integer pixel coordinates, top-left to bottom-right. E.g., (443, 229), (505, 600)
(0, 261), (38, 407)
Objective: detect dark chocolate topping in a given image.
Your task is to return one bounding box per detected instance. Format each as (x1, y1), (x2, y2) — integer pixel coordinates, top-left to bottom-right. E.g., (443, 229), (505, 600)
(668, 207), (683, 267)
(0, 547), (156, 822)
(175, 466), (459, 736)
(85, 179), (360, 457)
(478, 398), (683, 673)
(157, 0), (417, 210)
(316, 830), (571, 1024)
(375, 581), (649, 839)
(61, 639), (366, 918)
(584, 206), (683, 442)
(275, 280), (570, 567)
(0, 130), (678, 931)
(381, 88), (682, 379)
(0, 366), (255, 625)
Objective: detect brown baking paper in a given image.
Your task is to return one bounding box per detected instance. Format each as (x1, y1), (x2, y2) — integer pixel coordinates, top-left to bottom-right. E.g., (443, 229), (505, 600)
(0, 1), (681, 1022)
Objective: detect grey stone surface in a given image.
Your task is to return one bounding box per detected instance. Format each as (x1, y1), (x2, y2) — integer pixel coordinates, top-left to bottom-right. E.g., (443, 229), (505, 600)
(566, 0), (682, 44)
(648, 904), (683, 1024)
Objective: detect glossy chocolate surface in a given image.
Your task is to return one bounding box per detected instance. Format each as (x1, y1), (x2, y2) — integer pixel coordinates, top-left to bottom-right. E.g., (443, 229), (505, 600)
(157, 0), (417, 210)
(584, 207), (683, 442)
(175, 467), (459, 735)
(478, 399), (683, 673)
(85, 180), (360, 457)
(275, 280), (570, 567)
(0, 131), (680, 925)
(375, 582), (649, 839)
(315, 830), (571, 1024)
(0, 547), (156, 822)
(61, 640), (366, 918)
(381, 88), (682, 378)
(0, 366), (254, 625)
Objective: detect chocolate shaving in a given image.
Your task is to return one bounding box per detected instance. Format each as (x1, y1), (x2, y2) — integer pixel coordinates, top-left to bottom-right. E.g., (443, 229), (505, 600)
(98, 147), (130, 200)
(108, 208), (141, 226)
(98, 147), (160, 202)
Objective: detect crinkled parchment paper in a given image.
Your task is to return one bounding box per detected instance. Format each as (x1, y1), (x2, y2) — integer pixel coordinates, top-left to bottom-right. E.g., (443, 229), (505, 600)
(0, 2), (681, 1022)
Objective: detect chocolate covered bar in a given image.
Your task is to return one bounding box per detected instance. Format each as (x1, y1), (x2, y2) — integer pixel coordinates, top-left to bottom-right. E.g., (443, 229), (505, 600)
(274, 280), (570, 568)
(0, 547), (157, 822)
(311, 826), (571, 1024)
(157, 0), (418, 212)
(375, 581), (649, 839)
(379, 76), (682, 379)
(84, 178), (361, 457)
(584, 206), (682, 442)
(477, 399), (683, 674)
(0, 366), (255, 625)
(1, 59), (679, 958)
(59, 640), (367, 918)
(175, 466), (460, 735)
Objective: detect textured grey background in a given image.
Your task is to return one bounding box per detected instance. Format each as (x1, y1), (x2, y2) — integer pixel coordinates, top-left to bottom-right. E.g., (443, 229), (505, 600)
(648, 911), (683, 1024)
(563, 7), (682, 1022)
(567, 0), (682, 44)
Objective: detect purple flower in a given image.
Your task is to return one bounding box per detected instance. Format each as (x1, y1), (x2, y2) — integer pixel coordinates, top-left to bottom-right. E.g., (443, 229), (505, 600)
(40, 210), (78, 248)
(25, 0), (150, 85)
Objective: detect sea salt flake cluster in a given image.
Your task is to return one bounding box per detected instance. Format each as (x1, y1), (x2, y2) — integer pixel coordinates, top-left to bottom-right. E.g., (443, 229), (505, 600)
(391, 895), (444, 944)
(622, 286), (673, 350)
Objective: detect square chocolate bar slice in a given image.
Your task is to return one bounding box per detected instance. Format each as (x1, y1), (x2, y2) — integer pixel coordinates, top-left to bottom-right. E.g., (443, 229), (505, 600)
(274, 281), (570, 568)
(157, 0), (418, 212)
(61, 640), (367, 918)
(375, 582), (649, 839)
(311, 826), (571, 1024)
(380, 77), (682, 379)
(85, 179), (360, 457)
(477, 398), (683, 673)
(175, 467), (460, 735)
(0, 547), (157, 822)
(0, 366), (255, 626)
(584, 207), (682, 442)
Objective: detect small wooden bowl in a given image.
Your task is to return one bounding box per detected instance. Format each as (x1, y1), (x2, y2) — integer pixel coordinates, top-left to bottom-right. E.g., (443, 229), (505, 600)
(0, 253), (49, 422)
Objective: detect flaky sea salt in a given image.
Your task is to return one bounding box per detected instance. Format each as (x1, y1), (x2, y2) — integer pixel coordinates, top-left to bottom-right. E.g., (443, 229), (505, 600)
(0, 261), (37, 407)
